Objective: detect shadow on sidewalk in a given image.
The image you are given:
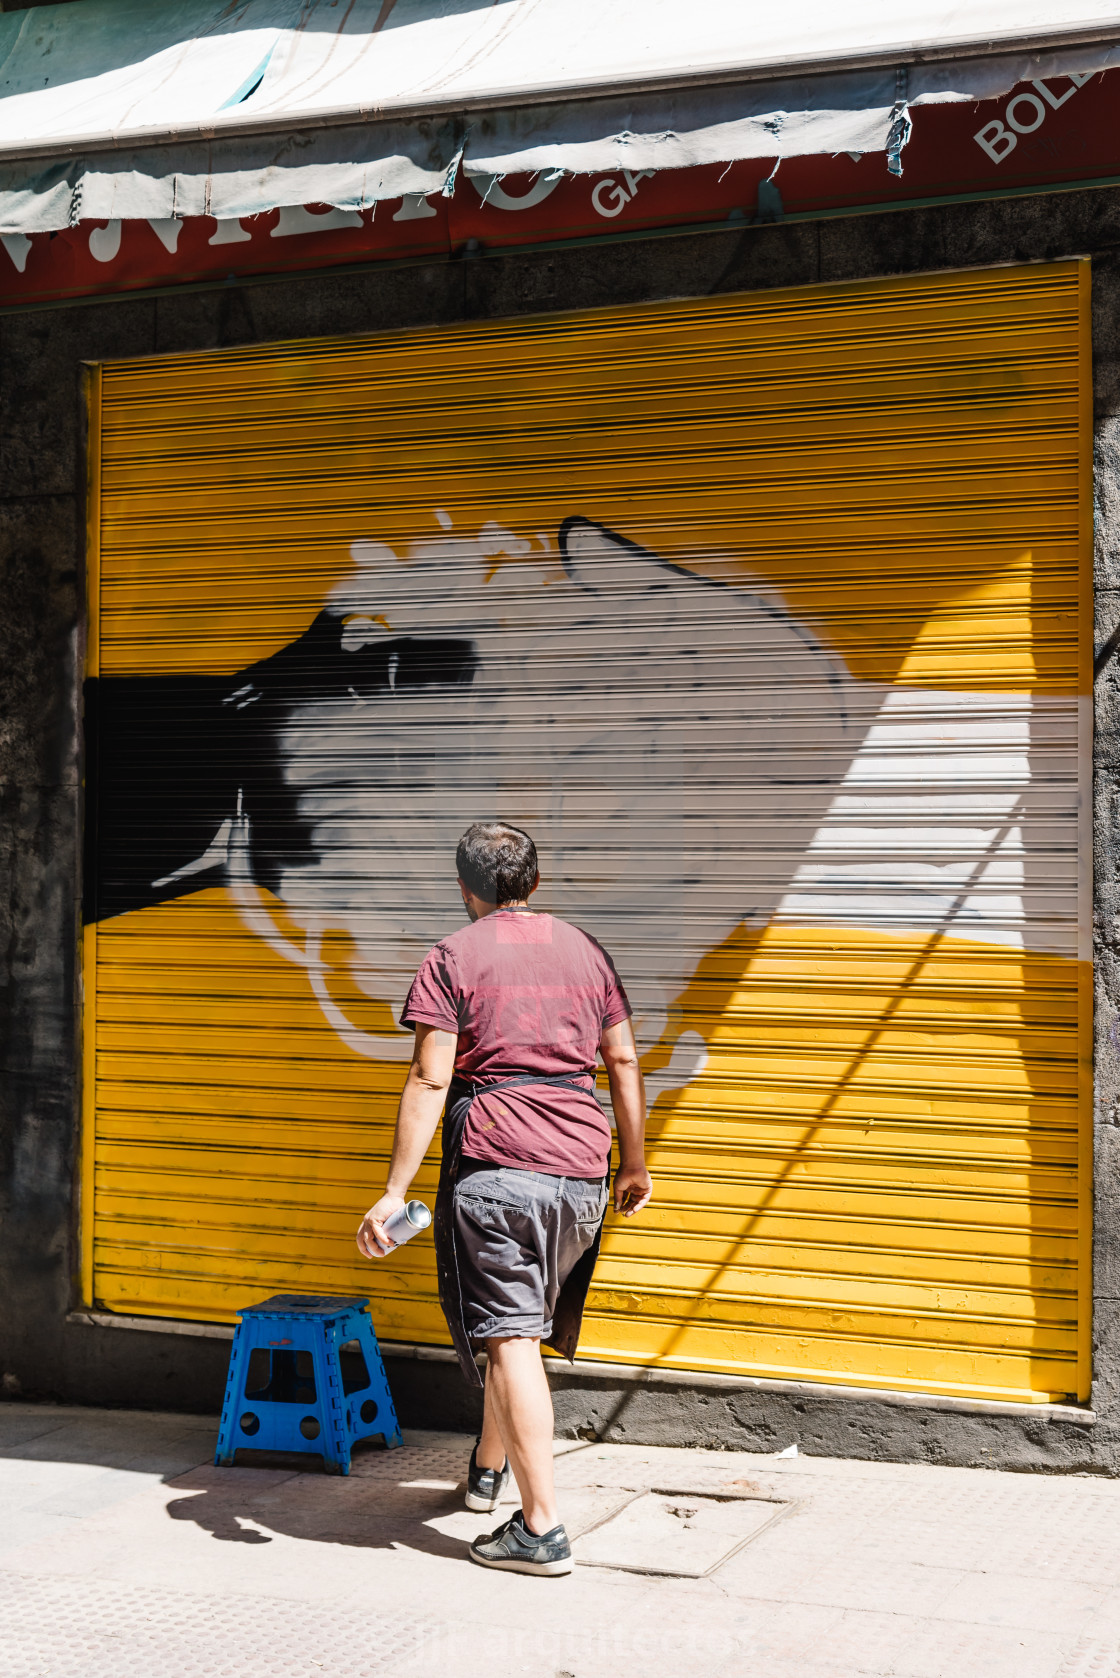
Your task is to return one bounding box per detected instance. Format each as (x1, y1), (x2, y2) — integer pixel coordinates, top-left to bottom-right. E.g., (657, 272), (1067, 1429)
(164, 1452), (475, 1560)
(1, 1402), (480, 1562)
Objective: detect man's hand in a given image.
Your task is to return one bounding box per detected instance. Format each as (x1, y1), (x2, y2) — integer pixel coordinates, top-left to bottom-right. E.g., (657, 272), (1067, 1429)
(356, 1193), (404, 1258)
(614, 1163), (653, 1217)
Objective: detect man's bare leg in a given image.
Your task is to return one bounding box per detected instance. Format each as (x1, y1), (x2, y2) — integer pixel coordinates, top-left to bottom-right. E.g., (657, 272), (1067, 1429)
(476, 1359), (507, 1471)
(483, 1336), (559, 1535)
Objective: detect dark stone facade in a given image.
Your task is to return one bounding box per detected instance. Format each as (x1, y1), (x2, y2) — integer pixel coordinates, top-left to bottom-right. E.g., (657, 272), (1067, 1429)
(2, 186), (1119, 1467)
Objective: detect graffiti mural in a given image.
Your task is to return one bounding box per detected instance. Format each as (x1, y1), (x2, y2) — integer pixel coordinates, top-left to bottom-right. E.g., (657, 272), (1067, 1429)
(84, 264), (1090, 1401)
(86, 514), (857, 1099)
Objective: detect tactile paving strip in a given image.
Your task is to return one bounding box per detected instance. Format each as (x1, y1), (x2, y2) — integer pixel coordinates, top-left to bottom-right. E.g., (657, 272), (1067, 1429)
(1057, 1641), (1120, 1678)
(0, 1572), (437, 1678)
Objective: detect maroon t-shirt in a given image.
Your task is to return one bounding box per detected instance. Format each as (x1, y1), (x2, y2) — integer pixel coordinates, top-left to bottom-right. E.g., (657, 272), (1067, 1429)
(400, 908), (631, 1177)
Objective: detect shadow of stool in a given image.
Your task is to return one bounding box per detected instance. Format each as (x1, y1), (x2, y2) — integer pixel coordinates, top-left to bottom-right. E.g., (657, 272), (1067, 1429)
(215, 1294), (402, 1474)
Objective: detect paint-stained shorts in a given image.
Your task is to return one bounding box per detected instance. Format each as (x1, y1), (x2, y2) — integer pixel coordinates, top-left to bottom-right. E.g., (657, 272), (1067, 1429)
(452, 1159), (609, 1341)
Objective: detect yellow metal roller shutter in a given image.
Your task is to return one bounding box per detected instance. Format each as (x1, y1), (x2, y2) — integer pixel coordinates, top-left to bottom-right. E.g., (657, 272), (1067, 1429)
(82, 260), (1092, 1405)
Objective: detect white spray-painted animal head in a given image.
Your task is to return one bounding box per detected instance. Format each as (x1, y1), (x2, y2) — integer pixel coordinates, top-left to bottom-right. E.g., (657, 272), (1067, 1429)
(228, 513), (855, 1094)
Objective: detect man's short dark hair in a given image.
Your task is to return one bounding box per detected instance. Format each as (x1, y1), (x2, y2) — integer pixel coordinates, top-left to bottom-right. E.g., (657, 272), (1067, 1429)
(457, 822), (539, 905)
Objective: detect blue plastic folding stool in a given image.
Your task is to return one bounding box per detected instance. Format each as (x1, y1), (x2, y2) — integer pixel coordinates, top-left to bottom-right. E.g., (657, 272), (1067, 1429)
(215, 1294), (402, 1474)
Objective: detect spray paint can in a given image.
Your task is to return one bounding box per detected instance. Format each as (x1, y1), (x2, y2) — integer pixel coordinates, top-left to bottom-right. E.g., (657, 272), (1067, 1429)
(378, 1200), (433, 1251)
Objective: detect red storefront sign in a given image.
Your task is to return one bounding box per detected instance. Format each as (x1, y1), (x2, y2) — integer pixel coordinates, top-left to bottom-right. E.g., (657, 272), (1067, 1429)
(3, 66), (1114, 307)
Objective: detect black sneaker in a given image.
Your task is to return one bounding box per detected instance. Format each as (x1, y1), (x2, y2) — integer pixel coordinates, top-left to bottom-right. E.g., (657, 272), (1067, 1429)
(469, 1509), (573, 1576)
(464, 1441), (510, 1513)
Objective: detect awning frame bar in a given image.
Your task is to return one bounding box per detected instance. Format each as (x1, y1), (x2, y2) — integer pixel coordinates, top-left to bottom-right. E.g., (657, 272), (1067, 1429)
(1, 21), (1118, 168)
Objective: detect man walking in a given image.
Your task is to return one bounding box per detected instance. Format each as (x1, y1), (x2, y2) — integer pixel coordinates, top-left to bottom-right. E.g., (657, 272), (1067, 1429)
(357, 822), (652, 1576)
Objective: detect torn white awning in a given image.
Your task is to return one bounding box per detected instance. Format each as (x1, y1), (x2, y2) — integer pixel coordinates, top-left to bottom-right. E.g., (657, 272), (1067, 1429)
(0, 0), (1118, 231)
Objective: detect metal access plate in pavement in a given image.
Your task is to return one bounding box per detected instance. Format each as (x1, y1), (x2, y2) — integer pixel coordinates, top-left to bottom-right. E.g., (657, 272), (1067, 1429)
(573, 1487), (794, 1578)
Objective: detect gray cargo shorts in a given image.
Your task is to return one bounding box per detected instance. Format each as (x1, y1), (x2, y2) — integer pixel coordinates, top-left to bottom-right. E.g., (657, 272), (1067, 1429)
(452, 1158), (610, 1342)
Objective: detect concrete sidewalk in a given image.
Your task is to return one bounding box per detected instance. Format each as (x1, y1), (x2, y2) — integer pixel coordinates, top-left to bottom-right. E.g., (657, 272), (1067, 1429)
(2, 1402), (1120, 1677)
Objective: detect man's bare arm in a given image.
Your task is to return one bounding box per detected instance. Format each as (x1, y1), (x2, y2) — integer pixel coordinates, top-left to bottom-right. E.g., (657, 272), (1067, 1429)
(356, 1023), (458, 1258)
(600, 1017), (653, 1215)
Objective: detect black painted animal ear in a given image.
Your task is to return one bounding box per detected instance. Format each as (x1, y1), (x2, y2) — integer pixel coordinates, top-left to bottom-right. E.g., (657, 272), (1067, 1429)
(236, 610), (477, 699)
(558, 516), (685, 595)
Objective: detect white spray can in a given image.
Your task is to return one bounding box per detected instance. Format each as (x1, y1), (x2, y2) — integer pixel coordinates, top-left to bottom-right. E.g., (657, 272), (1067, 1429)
(378, 1200), (432, 1251)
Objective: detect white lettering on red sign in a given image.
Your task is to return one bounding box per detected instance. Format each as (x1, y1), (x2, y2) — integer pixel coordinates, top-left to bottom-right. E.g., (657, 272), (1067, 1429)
(471, 173), (562, 211)
(974, 73), (1093, 164)
(209, 218), (252, 245)
(591, 179), (629, 217)
(271, 205), (362, 238)
(591, 169), (655, 218)
(148, 218), (182, 254)
(392, 193), (438, 221)
(1, 232), (30, 272)
(89, 220), (122, 263)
